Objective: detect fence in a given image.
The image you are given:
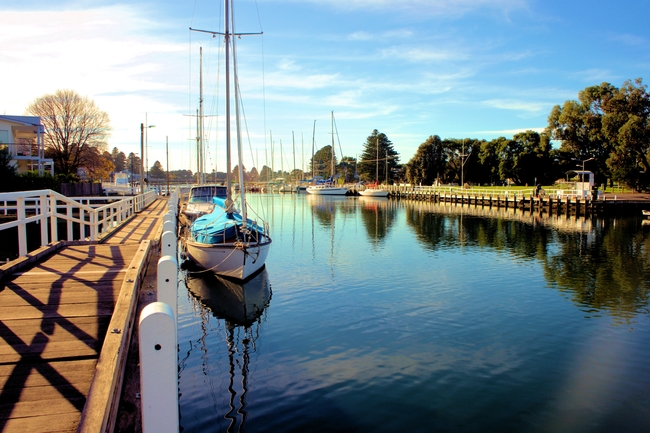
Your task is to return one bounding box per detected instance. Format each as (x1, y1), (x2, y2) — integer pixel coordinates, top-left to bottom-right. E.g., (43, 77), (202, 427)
(0, 189), (157, 257)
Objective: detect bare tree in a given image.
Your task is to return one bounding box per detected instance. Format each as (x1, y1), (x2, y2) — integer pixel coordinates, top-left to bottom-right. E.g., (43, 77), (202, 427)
(26, 89), (111, 175)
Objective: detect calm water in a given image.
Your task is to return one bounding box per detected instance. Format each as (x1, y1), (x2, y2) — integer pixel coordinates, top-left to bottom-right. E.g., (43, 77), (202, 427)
(177, 194), (650, 433)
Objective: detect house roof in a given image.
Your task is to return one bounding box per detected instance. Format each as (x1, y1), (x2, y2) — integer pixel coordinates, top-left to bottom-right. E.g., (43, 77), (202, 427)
(0, 115), (45, 134)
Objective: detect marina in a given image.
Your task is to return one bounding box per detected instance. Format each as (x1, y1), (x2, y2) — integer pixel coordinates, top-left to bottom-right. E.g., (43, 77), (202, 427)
(176, 192), (650, 433)
(0, 189), (649, 432)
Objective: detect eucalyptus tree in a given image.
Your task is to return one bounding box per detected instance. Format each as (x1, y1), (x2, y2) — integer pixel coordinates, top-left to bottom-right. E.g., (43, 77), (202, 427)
(358, 130), (399, 184)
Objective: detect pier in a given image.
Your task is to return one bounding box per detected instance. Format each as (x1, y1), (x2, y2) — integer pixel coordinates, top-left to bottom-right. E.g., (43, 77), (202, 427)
(0, 191), (171, 432)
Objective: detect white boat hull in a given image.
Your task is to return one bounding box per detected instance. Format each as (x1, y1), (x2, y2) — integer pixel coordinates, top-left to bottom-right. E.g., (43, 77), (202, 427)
(185, 236), (272, 281)
(306, 186), (349, 195)
(359, 188), (389, 197)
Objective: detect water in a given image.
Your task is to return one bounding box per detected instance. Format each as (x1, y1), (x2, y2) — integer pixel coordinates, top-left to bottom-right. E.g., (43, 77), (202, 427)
(177, 194), (650, 433)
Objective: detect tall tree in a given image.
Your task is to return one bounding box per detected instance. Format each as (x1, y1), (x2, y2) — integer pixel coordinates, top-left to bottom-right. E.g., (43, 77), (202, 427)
(85, 150), (115, 181)
(405, 135), (447, 185)
(26, 89), (111, 175)
(150, 160), (165, 179)
(111, 147), (127, 172)
(601, 79), (650, 190)
(311, 145), (334, 179)
(358, 130), (399, 183)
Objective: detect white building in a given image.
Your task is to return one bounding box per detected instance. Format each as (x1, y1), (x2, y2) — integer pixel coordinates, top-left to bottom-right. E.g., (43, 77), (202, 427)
(0, 115), (54, 175)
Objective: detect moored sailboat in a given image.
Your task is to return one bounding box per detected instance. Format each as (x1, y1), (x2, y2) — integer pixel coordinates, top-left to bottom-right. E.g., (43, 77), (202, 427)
(185, 0), (271, 281)
(359, 138), (389, 197)
(306, 112), (348, 195)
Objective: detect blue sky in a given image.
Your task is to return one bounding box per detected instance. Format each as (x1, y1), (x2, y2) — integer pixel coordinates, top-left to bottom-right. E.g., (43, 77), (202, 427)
(2, 0), (649, 174)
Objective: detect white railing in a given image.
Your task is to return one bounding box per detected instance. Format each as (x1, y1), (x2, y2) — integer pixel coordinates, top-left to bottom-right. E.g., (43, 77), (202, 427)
(0, 189), (157, 257)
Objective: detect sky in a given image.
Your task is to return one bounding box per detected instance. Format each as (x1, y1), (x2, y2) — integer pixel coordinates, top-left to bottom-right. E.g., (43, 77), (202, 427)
(2, 0), (650, 175)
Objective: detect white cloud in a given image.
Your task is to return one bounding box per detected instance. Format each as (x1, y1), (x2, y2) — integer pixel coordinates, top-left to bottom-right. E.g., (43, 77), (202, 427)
(290, 0), (528, 17)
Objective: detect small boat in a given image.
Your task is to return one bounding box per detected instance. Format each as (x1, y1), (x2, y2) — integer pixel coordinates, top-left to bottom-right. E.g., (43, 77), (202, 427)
(359, 186), (389, 197)
(642, 210), (650, 217)
(186, 0), (271, 281)
(183, 184), (228, 220)
(358, 137), (389, 197)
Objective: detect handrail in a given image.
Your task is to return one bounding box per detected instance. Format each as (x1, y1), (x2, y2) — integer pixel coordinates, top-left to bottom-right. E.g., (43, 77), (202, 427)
(0, 189), (157, 257)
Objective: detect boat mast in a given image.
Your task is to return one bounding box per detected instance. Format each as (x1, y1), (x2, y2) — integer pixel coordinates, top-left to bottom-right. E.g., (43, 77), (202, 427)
(231, 0), (248, 225)
(376, 137), (379, 185)
(311, 120), (316, 179)
(330, 111), (335, 181)
(224, 0), (233, 212)
(199, 46), (205, 185)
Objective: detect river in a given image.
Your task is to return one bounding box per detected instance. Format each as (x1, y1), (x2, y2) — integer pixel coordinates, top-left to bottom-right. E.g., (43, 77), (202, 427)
(176, 193), (650, 433)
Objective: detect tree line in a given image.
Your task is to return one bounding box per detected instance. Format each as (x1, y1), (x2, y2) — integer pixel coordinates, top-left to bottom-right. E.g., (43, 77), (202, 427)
(404, 78), (650, 190)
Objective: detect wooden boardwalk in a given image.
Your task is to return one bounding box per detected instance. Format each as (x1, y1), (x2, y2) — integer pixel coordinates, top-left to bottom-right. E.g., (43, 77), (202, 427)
(0, 198), (169, 432)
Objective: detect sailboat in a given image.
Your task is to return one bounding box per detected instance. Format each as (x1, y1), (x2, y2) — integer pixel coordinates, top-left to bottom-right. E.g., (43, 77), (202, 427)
(185, 0), (272, 281)
(306, 112), (349, 195)
(359, 138), (389, 197)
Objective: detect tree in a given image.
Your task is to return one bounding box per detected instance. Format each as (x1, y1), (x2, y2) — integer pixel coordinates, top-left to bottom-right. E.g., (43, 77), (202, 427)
(85, 150), (115, 181)
(247, 167), (259, 182)
(601, 79), (650, 190)
(405, 135), (446, 185)
(259, 165), (273, 181)
(126, 152), (142, 179)
(358, 130), (400, 183)
(112, 147), (126, 172)
(150, 160), (165, 180)
(0, 148), (17, 191)
(311, 145), (334, 179)
(546, 82), (617, 185)
(26, 89), (111, 175)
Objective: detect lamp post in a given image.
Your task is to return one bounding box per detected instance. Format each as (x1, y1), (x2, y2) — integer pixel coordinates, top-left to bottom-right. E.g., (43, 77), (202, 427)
(140, 124), (144, 194)
(145, 116), (155, 187)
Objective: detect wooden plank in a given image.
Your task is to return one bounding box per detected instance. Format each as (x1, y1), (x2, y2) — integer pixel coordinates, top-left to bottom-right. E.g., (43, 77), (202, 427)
(1, 412), (79, 432)
(77, 240), (153, 433)
(0, 359), (96, 390)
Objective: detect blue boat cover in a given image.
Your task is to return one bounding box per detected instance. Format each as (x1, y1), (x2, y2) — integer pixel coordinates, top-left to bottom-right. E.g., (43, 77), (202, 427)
(191, 209), (265, 244)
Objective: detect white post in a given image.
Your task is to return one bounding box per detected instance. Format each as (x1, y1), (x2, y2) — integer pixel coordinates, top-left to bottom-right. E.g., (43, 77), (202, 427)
(162, 220), (175, 235)
(139, 302), (179, 433)
(39, 194), (49, 247)
(17, 197), (27, 257)
(161, 231), (176, 258)
(157, 255), (178, 318)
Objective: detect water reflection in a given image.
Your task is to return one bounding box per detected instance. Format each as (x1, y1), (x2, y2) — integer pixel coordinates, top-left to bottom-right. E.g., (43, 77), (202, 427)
(358, 197), (398, 245)
(184, 270), (272, 432)
(401, 200), (650, 322)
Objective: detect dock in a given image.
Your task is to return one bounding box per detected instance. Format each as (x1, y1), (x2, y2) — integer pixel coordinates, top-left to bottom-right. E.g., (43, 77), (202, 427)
(0, 196), (169, 432)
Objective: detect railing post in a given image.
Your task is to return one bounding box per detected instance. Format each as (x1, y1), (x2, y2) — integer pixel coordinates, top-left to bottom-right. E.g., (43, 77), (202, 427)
(16, 197), (27, 257)
(39, 193), (49, 247)
(139, 302), (179, 433)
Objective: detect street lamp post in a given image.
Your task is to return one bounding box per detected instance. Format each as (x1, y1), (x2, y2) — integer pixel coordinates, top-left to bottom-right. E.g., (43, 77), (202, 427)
(145, 117), (155, 187)
(140, 124), (144, 194)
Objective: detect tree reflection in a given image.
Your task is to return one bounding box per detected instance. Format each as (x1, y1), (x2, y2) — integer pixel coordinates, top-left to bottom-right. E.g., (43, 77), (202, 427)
(404, 201), (650, 321)
(358, 198), (398, 245)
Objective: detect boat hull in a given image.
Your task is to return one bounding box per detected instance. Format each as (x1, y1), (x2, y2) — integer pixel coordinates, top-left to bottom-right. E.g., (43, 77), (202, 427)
(185, 236), (272, 281)
(306, 186), (349, 195)
(359, 188), (389, 197)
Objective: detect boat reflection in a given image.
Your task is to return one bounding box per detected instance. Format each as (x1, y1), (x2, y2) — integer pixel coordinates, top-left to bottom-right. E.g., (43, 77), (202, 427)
(184, 269), (272, 433)
(185, 269), (271, 327)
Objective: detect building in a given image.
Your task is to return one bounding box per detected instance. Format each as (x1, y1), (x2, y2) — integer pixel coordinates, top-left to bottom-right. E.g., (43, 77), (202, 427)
(0, 115), (54, 175)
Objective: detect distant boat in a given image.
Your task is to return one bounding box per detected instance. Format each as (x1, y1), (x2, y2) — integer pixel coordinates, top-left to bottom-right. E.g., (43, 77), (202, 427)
(185, 0), (271, 281)
(642, 210), (650, 218)
(306, 112), (348, 196)
(183, 184), (228, 220)
(359, 137), (389, 198)
(359, 185), (389, 197)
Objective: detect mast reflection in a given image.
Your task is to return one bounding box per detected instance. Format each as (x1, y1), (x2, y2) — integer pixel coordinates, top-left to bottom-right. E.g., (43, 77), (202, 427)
(185, 269), (272, 433)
